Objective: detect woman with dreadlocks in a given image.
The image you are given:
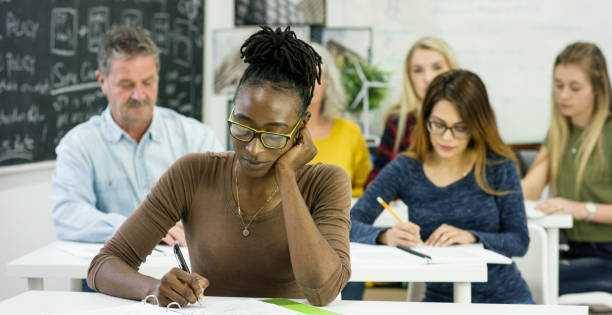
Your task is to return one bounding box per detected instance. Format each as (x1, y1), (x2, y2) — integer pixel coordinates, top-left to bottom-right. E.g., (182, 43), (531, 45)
(87, 26), (352, 307)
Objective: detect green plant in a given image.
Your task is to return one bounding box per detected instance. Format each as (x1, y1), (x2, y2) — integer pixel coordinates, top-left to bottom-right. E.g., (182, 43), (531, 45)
(338, 58), (390, 113)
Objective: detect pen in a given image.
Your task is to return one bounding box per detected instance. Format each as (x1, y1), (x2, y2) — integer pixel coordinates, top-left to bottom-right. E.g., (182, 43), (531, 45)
(173, 241), (190, 273)
(376, 196), (422, 242)
(173, 242), (202, 305)
(397, 245), (432, 262)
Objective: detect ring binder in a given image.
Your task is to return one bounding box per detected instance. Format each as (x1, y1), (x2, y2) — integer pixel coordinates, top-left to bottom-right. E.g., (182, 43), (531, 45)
(141, 294), (193, 314)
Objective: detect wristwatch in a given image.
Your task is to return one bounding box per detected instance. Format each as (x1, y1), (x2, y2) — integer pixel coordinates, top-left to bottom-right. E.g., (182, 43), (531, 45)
(585, 202), (596, 221)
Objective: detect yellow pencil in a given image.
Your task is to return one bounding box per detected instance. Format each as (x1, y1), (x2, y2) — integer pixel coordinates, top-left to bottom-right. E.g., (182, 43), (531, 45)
(376, 196), (403, 223)
(376, 196), (422, 243)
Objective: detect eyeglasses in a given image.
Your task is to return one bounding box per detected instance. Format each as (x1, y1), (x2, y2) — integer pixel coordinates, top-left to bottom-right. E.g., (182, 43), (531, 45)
(426, 120), (470, 139)
(227, 107), (302, 150)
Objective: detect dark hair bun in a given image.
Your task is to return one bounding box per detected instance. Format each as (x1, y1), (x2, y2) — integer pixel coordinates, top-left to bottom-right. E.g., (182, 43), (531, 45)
(237, 25), (322, 113)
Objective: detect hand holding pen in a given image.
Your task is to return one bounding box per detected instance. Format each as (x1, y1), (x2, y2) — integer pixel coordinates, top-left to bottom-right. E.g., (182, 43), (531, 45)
(148, 242), (209, 307)
(376, 197), (423, 248)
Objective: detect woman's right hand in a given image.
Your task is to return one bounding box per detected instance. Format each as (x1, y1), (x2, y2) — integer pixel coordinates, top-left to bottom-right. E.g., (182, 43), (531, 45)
(378, 222), (422, 247)
(149, 267), (209, 306)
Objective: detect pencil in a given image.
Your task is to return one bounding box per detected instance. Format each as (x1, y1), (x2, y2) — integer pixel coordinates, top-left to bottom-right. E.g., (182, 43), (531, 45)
(376, 196), (422, 243)
(376, 196), (403, 223)
(397, 245), (432, 262)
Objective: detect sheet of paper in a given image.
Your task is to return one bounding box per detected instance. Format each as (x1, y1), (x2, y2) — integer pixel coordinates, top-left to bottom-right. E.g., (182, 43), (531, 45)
(55, 241), (171, 259)
(350, 242), (511, 265)
(47, 299), (303, 315)
(525, 200), (547, 219)
(412, 244), (512, 264)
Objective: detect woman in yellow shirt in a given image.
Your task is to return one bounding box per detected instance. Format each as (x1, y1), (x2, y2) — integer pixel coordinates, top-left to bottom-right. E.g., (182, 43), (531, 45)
(307, 43), (372, 197)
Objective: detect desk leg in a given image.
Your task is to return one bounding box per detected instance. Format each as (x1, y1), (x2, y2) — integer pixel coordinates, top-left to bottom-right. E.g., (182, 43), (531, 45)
(27, 278), (43, 290)
(547, 228), (559, 305)
(453, 282), (471, 303)
(69, 279), (83, 292)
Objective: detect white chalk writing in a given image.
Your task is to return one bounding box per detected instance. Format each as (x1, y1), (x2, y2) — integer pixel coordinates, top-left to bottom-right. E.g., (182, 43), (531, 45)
(5, 11), (40, 39)
(5, 52), (36, 77)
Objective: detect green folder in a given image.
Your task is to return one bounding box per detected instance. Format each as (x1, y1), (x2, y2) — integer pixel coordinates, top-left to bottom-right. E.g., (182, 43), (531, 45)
(261, 298), (341, 315)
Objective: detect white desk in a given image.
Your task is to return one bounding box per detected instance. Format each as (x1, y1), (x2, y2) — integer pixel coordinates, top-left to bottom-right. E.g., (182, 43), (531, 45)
(528, 213), (573, 304)
(366, 198), (574, 305)
(0, 291), (587, 315)
(6, 241), (184, 292)
(8, 241), (495, 304)
(351, 248), (486, 303)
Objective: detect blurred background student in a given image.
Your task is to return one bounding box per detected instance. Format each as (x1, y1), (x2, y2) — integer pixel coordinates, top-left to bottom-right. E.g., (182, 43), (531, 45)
(522, 42), (612, 295)
(307, 43), (372, 198)
(365, 37), (460, 188)
(351, 70), (533, 303)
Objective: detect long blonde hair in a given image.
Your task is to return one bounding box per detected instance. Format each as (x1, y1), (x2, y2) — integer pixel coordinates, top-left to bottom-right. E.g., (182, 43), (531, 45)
(547, 42), (612, 195)
(309, 42), (347, 120)
(384, 37), (460, 152)
(406, 70), (518, 195)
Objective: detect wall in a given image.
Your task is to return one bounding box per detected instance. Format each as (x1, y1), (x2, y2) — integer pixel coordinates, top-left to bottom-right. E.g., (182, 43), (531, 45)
(0, 163), (57, 300)
(327, 0), (612, 144)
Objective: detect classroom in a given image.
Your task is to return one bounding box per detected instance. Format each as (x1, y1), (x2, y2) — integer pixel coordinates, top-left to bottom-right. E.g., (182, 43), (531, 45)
(1, 0), (610, 314)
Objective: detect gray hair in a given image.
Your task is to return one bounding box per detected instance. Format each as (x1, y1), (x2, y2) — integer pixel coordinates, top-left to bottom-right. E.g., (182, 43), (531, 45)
(310, 42), (347, 120)
(98, 25), (160, 77)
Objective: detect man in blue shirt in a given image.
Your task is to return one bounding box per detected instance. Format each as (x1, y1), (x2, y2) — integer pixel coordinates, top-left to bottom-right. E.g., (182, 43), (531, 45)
(49, 25), (222, 244)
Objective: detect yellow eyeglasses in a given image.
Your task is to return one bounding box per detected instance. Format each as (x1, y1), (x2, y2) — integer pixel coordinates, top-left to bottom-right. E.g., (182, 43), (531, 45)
(227, 107), (302, 149)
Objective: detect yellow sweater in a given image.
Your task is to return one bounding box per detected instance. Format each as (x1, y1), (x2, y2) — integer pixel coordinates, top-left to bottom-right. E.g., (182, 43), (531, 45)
(310, 118), (372, 197)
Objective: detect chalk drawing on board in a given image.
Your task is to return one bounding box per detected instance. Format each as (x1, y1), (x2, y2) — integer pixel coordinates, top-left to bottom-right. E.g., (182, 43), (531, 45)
(88, 7), (109, 53)
(0, 134), (35, 163)
(121, 9), (142, 27)
(152, 13), (170, 55)
(178, 0), (202, 21)
(51, 8), (78, 56)
(172, 19), (192, 67)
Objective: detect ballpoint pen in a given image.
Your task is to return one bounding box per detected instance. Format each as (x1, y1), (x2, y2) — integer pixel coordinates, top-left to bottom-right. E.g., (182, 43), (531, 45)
(173, 242), (202, 305)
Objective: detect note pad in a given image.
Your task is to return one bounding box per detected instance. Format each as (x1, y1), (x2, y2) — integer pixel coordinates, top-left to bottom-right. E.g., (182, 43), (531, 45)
(47, 298), (336, 315)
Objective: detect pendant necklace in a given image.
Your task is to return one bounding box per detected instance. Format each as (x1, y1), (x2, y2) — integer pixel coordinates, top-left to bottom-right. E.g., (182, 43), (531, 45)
(233, 161), (278, 237)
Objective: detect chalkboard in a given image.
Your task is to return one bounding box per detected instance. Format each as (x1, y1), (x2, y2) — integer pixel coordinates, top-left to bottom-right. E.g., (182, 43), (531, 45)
(0, 0), (204, 167)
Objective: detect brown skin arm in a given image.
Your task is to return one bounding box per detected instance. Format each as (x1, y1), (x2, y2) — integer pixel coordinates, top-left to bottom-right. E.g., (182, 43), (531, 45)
(274, 122), (348, 305)
(92, 258), (208, 307)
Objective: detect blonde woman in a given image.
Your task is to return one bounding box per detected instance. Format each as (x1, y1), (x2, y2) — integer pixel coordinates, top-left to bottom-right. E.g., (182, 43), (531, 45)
(522, 42), (612, 294)
(364, 37), (460, 188)
(307, 43), (372, 197)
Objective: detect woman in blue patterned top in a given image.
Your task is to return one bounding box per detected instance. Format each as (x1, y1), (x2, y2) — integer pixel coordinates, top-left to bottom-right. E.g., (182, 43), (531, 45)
(350, 70), (533, 303)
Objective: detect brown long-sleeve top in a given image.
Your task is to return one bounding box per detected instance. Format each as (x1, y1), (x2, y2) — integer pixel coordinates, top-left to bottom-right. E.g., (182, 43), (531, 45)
(87, 151), (352, 305)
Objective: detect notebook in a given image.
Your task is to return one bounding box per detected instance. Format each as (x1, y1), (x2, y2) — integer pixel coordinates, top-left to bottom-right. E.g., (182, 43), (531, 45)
(46, 296), (339, 315)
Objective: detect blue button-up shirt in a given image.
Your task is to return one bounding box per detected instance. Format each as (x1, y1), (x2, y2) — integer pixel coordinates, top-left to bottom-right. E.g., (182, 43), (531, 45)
(50, 106), (223, 242)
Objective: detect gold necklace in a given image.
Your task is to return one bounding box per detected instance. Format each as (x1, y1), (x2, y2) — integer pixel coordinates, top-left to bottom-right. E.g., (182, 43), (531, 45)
(234, 161), (278, 237)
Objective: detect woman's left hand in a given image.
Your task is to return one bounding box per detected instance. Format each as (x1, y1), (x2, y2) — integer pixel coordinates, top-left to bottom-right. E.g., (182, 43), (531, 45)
(275, 123), (317, 175)
(536, 197), (588, 220)
(425, 224), (477, 247)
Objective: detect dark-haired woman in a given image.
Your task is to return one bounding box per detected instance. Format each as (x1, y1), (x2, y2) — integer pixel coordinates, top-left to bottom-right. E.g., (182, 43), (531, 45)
(350, 70), (533, 303)
(87, 26), (352, 307)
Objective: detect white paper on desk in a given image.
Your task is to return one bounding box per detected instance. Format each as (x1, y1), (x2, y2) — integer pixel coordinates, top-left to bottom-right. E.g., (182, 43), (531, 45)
(350, 243), (511, 265)
(524, 200), (547, 219)
(55, 241), (171, 259)
(47, 299), (301, 315)
(350, 243), (425, 265)
(46, 302), (186, 315)
(412, 244), (512, 264)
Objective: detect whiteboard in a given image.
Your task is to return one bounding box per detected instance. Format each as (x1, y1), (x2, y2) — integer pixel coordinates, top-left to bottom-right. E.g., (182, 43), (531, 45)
(327, 0), (612, 144)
